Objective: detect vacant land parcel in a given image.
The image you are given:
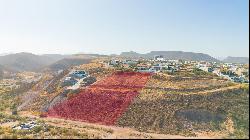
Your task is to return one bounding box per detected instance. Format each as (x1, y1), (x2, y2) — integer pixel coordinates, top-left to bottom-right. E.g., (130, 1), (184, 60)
(47, 72), (151, 125)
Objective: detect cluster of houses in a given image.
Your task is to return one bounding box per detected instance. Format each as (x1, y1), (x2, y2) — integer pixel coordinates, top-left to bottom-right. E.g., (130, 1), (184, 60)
(61, 70), (89, 89)
(137, 63), (179, 73)
(104, 56), (182, 73)
(195, 61), (249, 83)
(104, 55), (249, 83)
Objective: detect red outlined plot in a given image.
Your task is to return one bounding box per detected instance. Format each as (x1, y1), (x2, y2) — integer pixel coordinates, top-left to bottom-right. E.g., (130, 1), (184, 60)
(47, 72), (151, 125)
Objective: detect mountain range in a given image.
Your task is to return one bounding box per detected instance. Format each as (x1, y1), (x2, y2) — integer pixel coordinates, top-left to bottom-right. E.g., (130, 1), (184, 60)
(120, 51), (249, 64)
(222, 56), (249, 64)
(0, 53), (69, 72)
(120, 51), (220, 62)
(0, 53), (99, 72)
(0, 51), (248, 73)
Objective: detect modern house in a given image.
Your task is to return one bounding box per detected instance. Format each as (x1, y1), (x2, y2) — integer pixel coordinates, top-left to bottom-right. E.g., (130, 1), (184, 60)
(137, 67), (156, 73)
(69, 70), (87, 79)
(154, 55), (164, 61)
(199, 66), (213, 72)
(61, 77), (78, 87)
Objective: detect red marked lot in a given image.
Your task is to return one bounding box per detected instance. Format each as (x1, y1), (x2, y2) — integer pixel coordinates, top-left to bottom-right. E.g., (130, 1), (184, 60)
(90, 71), (151, 91)
(47, 72), (151, 125)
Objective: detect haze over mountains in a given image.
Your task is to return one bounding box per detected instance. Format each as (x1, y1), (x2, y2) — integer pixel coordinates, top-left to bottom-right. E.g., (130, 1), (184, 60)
(120, 51), (220, 62)
(0, 51), (248, 72)
(222, 56), (249, 64)
(0, 64), (4, 79)
(0, 53), (95, 72)
(120, 51), (249, 64)
(0, 53), (68, 72)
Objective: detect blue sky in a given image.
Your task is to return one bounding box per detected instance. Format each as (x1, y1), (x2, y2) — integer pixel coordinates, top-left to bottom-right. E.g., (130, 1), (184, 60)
(0, 0), (248, 57)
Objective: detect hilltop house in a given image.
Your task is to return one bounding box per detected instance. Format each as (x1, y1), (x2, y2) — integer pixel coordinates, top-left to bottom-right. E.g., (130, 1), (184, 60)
(151, 63), (169, 71)
(110, 60), (120, 65)
(154, 55), (164, 61)
(137, 67), (156, 73)
(212, 68), (221, 76)
(122, 59), (137, 65)
(199, 66), (213, 72)
(69, 70), (87, 79)
(121, 60), (138, 68)
(235, 68), (248, 77)
(61, 77), (78, 87)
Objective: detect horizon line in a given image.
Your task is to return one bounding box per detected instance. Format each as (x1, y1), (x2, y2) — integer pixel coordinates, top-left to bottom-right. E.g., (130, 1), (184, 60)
(0, 51), (249, 58)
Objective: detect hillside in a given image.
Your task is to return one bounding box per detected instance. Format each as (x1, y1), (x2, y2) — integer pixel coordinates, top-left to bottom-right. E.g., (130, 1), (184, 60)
(223, 56), (249, 64)
(120, 51), (220, 62)
(48, 58), (92, 71)
(0, 60), (248, 139)
(0, 51), (221, 72)
(120, 51), (145, 58)
(43, 69), (248, 138)
(0, 53), (68, 72)
(116, 73), (249, 138)
(41, 54), (71, 61)
(46, 53), (108, 71)
(0, 65), (4, 79)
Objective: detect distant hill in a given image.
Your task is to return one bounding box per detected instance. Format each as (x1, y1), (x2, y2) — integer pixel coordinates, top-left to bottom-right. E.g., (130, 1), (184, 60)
(223, 56), (249, 64)
(0, 65), (4, 79)
(48, 58), (92, 71)
(120, 51), (145, 58)
(0, 52), (107, 72)
(41, 54), (71, 61)
(120, 51), (220, 62)
(72, 53), (108, 59)
(0, 53), (68, 72)
(46, 53), (108, 71)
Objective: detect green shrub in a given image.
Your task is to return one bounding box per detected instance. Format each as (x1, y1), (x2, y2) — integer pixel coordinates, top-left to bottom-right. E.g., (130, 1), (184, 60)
(32, 126), (43, 133)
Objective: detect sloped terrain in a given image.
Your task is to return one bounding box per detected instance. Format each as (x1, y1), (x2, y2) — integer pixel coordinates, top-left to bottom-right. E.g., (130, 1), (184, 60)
(47, 90), (139, 125)
(48, 58), (92, 71)
(0, 65), (4, 79)
(47, 72), (151, 125)
(116, 74), (249, 138)
(0, 53), (66, 72)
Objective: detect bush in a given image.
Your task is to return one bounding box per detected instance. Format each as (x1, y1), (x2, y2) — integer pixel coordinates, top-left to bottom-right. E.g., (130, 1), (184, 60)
(33, 126), (43, 133)
(192, 68), (210, 76)
(0, 127), (4, 135)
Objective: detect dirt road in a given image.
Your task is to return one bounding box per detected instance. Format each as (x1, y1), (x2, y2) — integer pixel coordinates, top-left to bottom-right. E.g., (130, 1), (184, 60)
(18, 111), (219, 139)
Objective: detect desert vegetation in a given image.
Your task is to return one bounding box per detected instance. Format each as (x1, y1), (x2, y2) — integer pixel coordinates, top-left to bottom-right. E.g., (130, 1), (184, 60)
(116, 73), (249, 139)
(146, 73), (234, 92)
(0, 59), (248, 139)
(0, 120), (97, 139)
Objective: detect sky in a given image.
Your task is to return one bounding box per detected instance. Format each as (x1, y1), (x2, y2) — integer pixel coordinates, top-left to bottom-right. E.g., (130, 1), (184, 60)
(0, 0), (249, 57)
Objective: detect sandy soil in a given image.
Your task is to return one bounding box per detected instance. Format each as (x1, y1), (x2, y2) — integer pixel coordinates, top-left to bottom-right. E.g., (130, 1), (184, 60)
(18, 111), (221, 139)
